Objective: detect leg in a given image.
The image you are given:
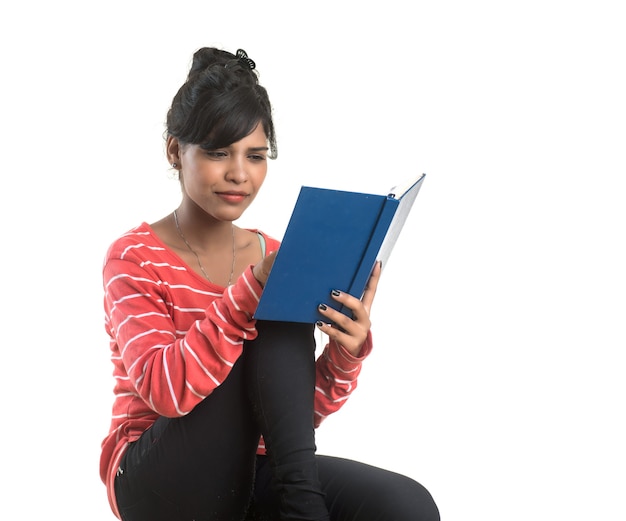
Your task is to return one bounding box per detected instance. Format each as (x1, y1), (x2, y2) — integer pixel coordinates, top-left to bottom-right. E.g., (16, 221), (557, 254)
(251, 456), (439, 521)
(114, 356), (261, 521)
(316, 456), (440, 521)
(245, 321), (329, 521)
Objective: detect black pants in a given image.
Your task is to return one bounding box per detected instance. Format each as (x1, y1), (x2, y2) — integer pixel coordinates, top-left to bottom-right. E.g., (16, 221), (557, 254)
(114, 321), (439, 521)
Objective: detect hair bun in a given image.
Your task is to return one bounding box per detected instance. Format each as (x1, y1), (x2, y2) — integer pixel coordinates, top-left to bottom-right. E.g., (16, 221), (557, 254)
(187, 48), (231, 79)
(187, 47), (257, 83)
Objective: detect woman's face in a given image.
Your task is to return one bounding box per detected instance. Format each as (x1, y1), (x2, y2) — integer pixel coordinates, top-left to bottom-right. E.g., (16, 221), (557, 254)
(176, 124), (269, 223)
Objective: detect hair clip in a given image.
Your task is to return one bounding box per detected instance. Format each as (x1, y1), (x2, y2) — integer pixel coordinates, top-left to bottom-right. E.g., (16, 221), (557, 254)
(236, 49), (256, 70)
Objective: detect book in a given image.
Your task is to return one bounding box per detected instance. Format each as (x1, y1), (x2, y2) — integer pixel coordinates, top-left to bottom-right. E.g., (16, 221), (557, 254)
(253, 173), (426, 324)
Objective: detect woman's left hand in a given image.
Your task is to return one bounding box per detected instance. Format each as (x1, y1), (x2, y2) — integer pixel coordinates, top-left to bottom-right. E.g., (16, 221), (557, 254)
(316, 261), (382, 356)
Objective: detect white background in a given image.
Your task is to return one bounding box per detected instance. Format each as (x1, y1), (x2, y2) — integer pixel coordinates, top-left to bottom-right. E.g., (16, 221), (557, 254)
(1, 1), (624, 519)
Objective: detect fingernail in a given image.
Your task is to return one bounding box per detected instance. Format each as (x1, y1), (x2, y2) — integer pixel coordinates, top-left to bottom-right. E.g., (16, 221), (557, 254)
(331, 289), (340, 297)
(316, 320), (324, 328)
(318, 303), (327, 311)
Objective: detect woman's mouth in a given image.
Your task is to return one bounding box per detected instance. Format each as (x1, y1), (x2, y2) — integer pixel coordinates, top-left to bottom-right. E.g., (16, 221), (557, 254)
(216, 191), (248, 204)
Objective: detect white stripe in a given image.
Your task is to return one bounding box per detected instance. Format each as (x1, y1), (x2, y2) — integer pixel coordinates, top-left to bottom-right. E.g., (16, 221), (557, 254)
(120, 243), (166, 259)
(117, 311), (169, 333)
(127, 344), (168, 375)
(121, 328), (175, 357)
(185, 379), (207, 399)
(113, 391), (137, 398)
(110, 293), (164, 316)
(182, 337), (223, 385)
(315, 385), (351, 403)
(111, 292), (152, 307)
(141, 260), (187, 271)
(207, 304), (245, 347)
(174, 305), (206, 313)
(193, 318), (241, 352)
(105, 272), (158, 291)
(162, 346), (188, 416)
(166, 283), (222, 297)
(241, 272), (261, 303)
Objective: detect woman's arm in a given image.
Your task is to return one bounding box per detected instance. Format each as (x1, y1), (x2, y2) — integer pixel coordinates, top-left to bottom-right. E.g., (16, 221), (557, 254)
(105, 257), (263, 418)
(311, 261), (382, 426)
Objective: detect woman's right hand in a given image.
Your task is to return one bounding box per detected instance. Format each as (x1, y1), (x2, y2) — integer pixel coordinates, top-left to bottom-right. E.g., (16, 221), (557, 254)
(252, 250), (277, 287)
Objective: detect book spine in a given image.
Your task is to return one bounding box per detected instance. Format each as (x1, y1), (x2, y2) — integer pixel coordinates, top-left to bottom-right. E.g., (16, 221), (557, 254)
(341, 196), (399, 314)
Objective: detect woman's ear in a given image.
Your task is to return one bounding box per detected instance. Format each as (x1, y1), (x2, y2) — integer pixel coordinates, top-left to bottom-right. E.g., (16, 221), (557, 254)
(166, 135), (181, 167)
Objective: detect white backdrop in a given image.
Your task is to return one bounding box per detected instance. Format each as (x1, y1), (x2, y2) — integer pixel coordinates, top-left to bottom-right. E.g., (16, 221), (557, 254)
(1, 1), (624, 520)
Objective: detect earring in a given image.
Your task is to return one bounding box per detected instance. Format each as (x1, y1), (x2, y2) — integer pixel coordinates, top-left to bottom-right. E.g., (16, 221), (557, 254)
(172, 162), (178, 168)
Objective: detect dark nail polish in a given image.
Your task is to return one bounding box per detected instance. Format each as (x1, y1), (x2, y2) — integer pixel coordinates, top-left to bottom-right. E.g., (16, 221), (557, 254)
(331, 289), (341, 297)
(316, 320), (324, 328)
(318, 303), (327, 311)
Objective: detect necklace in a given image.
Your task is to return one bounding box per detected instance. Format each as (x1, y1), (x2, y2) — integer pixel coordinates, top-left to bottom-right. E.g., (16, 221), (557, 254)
(173, 209), (236, 286)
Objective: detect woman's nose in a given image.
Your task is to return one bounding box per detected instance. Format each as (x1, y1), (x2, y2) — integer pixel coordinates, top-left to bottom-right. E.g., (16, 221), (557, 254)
(225, 156), (247, 183)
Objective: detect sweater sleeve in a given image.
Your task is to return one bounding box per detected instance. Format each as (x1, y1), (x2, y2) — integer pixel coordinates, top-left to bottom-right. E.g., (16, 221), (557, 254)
(312, 332), (373, 427)
(104, 257), (263, 418)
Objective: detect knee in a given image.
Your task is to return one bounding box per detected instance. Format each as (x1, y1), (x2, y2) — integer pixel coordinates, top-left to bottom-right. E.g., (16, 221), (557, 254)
(379, 473), (440, 521)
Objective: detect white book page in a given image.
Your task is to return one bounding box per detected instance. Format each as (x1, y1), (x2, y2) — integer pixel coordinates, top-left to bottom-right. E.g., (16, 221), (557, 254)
(377, 174), (425, 267)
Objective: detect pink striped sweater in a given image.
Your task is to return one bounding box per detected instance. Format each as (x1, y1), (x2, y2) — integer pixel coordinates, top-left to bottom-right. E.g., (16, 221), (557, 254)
(100, 222), (373, 519)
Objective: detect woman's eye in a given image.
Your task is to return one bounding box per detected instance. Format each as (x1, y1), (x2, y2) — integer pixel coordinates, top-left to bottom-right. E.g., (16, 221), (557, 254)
(249, 154), (266, 161)
(206, 150), (227, 158)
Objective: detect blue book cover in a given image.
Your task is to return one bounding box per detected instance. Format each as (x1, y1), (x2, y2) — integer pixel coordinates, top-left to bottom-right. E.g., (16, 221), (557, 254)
(254, 174), (426, 324)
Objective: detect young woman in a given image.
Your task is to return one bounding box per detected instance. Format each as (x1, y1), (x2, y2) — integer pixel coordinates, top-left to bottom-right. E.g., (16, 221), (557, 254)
(100, 47), (439, 521)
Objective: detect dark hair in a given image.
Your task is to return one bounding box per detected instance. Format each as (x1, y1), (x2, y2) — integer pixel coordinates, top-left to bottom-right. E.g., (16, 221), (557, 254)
(166, 47), (277, 159)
